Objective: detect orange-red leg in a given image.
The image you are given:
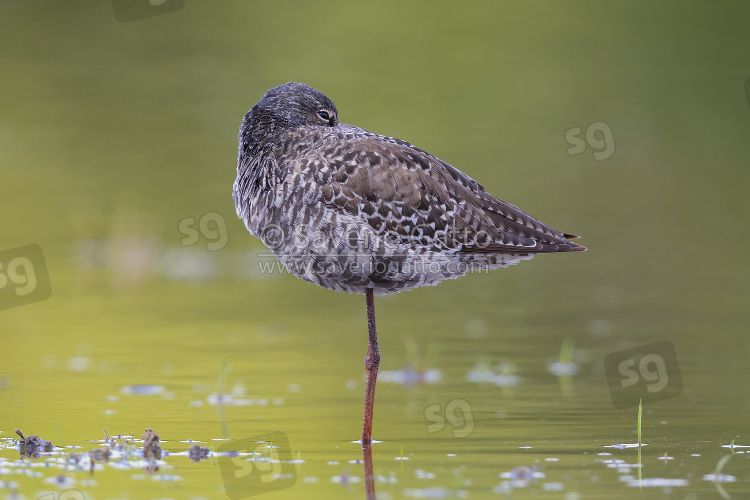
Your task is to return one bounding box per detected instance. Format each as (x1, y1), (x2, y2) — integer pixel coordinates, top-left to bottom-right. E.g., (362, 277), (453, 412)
(362, 287), (380, 446)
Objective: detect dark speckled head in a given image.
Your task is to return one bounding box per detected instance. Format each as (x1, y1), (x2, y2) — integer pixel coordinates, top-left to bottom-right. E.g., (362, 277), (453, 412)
(239, 82), (339, 154)
(255, 82), (338, 128)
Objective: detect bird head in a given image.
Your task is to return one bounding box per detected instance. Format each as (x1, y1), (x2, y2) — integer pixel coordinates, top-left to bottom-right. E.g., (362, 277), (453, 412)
(250, 82), (339, 129)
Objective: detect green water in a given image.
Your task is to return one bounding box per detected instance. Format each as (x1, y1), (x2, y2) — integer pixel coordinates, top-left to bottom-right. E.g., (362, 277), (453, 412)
(2, 1), (750, 499)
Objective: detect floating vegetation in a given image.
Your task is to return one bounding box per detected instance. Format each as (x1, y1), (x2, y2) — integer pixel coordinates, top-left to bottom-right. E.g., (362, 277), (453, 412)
(187, 443), (210, 462)
(203, 393), (284, 406)
(704, 473), (736, 482)
(547, 337), (579, 377)
(402, 486), (468, 498)
(120, 385), (165, 396)
(15, 428), (53, 458)
(546, 361), (579, 377)
(721, 439), (750, 450)
(379, 339), (443, 386)
(604, 443), (645, 449)
(378, 366), (442, 386)
(493, 466), (545, 493)
(624, 478), (689, 488)
(141, 428), (162, 474)
(1, 427), (747, 497)
(0, 426), (282, 493)
(466, 361), (520, 387)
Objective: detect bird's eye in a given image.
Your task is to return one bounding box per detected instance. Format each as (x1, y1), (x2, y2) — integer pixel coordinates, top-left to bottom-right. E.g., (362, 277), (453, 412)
(317, 110), (330, 121)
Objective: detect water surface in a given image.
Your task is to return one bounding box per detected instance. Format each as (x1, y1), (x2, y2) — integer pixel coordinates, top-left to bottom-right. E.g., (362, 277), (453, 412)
(2, 1), (750, 498)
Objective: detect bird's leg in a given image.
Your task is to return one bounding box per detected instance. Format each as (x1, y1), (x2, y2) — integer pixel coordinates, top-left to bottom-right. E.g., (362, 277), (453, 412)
(362, 287), (380, 446)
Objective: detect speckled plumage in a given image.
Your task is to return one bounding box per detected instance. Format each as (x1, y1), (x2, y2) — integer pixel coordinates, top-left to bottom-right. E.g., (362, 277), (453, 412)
(233, 82), (585, 295)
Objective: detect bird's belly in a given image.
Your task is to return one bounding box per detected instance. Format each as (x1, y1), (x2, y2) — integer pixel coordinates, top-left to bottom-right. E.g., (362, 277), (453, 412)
(268, 234), (535, 295)
(243, 199), (534, 295)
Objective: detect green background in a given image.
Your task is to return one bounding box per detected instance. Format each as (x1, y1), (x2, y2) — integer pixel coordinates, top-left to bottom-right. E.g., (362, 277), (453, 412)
(2, 1), (749, 498)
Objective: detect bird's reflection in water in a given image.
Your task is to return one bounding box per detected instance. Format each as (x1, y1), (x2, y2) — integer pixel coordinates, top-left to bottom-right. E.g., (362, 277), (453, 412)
(362, 442), (376, 500)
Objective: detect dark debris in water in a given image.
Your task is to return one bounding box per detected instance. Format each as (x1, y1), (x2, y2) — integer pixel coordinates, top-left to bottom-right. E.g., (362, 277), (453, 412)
(142, 428), (162, 474)
(0, 426), (740, 496)
(188, 443), (210, 462)
(88, 447), (111, 462)
(15, 427), (53, 458)
(88, 447), (112, 475)
(0, 425), (271, 490)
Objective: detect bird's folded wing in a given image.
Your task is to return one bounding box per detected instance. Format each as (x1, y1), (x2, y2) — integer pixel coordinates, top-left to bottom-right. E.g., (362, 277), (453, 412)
(316, 133), (584, 253)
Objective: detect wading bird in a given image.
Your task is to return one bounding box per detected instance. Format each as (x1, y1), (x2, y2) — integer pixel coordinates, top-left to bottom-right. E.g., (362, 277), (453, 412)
(233, 82), (585, 447)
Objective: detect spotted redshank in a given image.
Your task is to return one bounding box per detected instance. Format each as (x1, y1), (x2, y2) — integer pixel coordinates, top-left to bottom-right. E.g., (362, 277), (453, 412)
(233, 82), (585, 446)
